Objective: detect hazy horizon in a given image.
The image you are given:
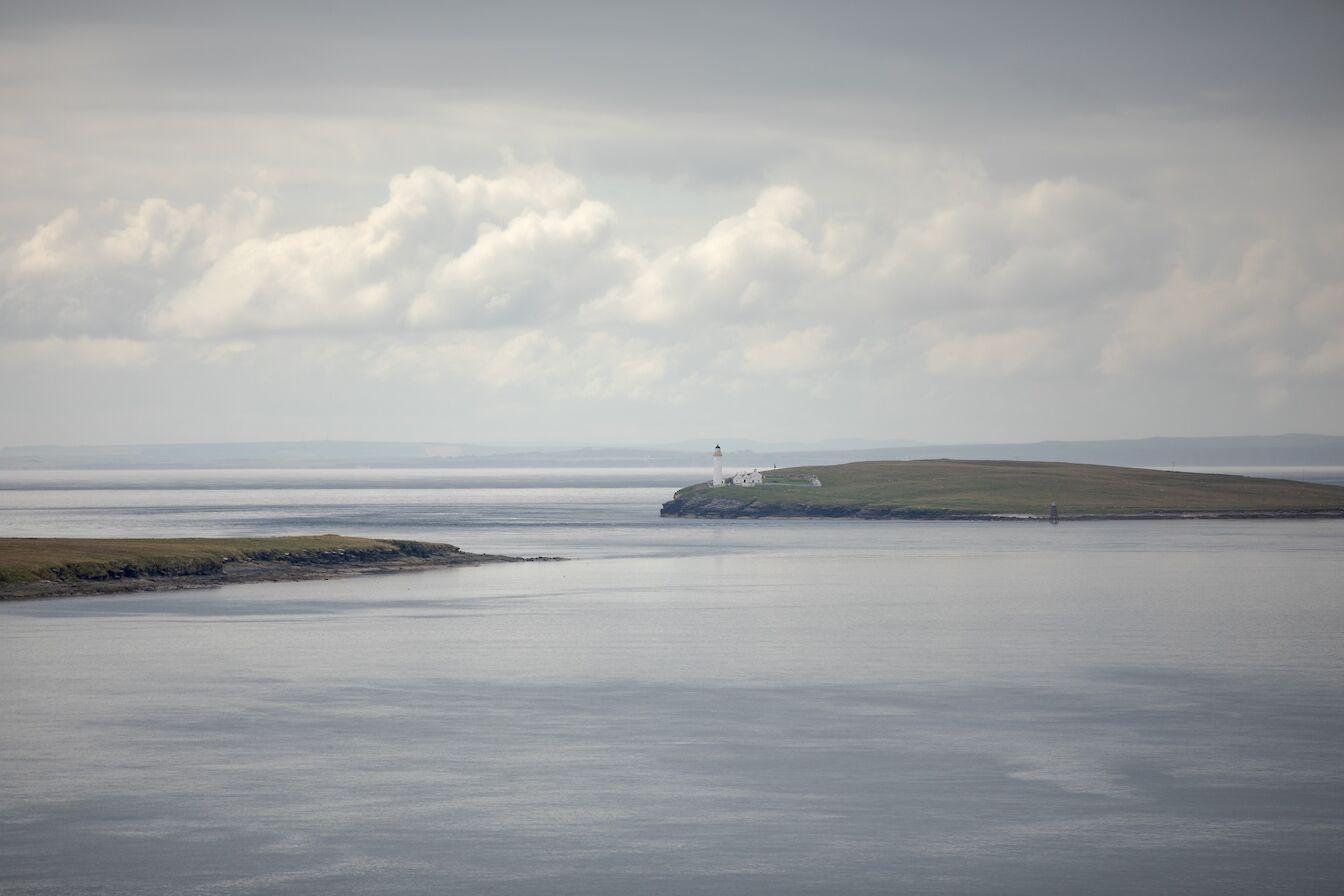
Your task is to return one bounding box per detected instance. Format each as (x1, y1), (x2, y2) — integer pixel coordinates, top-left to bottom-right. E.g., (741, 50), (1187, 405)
(2, 2), (1342, 446)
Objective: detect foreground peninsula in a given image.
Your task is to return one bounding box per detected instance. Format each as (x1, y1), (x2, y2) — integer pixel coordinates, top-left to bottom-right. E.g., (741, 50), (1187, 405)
(661, 460), (1344, 520)
(0, 535), (539, 600)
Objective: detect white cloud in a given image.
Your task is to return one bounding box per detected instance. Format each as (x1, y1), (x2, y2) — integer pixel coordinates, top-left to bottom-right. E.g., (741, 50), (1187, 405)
(157, 163), (613, 338)
(11, 209), (84, 275)
(2, 165), (1174, 356)
(924, 326), (1056, 376)
(3, 159), (1341, 435)
(0, 190), (271, 338)
(1099, 239), (1343, 381)
(875, 176), (1169, 312)
(409, 199), (629, 328)
(583, 185), (840, 325)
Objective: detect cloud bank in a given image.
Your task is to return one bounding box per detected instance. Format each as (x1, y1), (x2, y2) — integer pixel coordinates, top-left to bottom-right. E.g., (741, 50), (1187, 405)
(5, 160), (1340, 410)
(2, 3), (1340, 444)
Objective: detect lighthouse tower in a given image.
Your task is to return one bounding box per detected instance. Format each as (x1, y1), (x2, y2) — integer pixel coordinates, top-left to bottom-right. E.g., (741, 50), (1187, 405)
(712, 445), (725, 487)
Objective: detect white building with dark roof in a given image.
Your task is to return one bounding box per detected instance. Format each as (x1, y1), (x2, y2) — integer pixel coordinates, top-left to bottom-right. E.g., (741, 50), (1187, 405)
(731, 470), (763, 487)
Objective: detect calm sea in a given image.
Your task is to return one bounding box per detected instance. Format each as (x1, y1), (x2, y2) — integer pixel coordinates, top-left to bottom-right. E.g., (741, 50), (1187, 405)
(2, 468), (1342, 895)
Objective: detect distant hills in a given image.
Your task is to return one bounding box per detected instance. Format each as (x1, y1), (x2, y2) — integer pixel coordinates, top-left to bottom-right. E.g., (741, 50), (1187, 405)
(2, 434), (1343, 476)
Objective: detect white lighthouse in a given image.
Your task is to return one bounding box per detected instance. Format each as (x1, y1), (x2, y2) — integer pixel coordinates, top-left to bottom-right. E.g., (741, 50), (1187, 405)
(712, 444), (725, 487)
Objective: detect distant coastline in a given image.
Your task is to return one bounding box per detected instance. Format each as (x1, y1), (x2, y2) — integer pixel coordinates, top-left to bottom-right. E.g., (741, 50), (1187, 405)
(4, 433), (1344, 475)
(0, 536), (553, 601)
(661, 460), (1344, 521)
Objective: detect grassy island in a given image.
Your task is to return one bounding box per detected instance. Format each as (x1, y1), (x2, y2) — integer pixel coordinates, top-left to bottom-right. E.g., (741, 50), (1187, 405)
(661, 460), (1344, 520)
(0, 535), (534, 600)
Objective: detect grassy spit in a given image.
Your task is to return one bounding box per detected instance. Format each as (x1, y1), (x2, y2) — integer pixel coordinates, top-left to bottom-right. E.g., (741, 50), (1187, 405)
(0, 535), (520, 598)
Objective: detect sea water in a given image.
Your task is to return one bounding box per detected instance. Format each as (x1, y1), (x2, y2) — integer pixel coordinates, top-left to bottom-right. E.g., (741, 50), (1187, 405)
(1, 469), (1342, 894)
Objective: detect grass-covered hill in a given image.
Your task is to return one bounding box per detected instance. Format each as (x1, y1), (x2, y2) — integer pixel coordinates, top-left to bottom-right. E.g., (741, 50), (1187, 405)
(660, 460), (1344, 519)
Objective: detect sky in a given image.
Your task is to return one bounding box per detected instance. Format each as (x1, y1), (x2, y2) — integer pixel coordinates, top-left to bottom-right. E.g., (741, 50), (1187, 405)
(2, 0), (1342, 447)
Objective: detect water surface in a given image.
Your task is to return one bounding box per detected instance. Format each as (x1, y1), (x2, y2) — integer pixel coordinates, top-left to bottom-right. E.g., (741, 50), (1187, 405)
(2, 470), (1342, 894)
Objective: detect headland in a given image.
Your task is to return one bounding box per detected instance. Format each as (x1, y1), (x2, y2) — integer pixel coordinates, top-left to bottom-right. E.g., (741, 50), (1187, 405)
(660, 459), (1344, 520)
(0, 535), (550, 600)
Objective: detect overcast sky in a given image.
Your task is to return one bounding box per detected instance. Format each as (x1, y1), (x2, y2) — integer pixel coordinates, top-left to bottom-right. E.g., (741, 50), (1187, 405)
(2, 1), (1342, 446)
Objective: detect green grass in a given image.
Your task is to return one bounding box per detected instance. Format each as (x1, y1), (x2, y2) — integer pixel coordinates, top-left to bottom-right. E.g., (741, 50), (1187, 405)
(0, 535), (459, 585)
(674, 460), (1344, 516)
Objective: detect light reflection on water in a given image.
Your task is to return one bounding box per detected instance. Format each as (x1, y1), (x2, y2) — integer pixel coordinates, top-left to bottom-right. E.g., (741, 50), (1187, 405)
(1, 469), (1342, 894)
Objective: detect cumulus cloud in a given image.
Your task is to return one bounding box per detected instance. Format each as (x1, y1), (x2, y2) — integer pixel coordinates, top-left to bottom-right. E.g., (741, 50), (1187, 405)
(408, 199), (630, 329)
(2, 159), (1340, 422)
(1099, 239), (1344, 381)
(874, 176), (1170, 313)
(2, 164), (1172, 354)
(158, 163), (627, 337)
(581, 185), (868, 328)
(0, 190), (271, 337)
